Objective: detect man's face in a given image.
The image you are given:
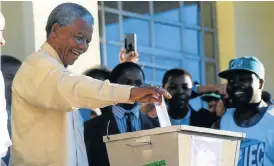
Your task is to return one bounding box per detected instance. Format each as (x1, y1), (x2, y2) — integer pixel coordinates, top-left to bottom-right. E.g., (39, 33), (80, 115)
(2, 63), (21, 109)
(208, 100), (218, 113)
(226, 71), (262, 105)
(164, 74), (192, 110)
(52, 17), (93, 65)
(116, 68), (144, 110)
(0, 12), (6, 46)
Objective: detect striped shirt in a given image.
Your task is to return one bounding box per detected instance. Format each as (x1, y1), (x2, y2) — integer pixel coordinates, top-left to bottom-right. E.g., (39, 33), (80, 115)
(112, 105), (141, 133)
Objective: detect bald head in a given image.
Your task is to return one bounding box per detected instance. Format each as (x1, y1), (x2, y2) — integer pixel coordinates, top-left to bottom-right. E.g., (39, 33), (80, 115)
(46, 2), (94, 38)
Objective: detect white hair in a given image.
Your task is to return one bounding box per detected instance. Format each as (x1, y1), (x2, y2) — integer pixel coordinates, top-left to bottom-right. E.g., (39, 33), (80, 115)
(45, 2), (94, 38)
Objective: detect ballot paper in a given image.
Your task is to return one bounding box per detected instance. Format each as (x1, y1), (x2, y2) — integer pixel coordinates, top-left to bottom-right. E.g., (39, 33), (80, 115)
(154, 96), (171, 127)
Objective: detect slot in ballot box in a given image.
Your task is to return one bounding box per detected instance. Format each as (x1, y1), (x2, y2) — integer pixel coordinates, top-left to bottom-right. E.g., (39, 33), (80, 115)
(103, 125), (245, 166)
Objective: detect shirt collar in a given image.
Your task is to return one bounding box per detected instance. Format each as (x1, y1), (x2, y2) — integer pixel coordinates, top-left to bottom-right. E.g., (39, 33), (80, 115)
(112, 105), (140, 119)
(40, 42), (63, 65)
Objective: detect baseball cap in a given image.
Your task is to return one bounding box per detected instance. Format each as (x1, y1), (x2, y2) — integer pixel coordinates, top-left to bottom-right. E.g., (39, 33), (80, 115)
(218, 56), (265, 80)
(201, 93), (221, 102)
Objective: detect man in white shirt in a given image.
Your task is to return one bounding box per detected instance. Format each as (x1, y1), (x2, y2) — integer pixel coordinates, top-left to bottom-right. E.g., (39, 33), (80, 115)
(1, 55), (22, 165)
(10, 3), (171, 166)
(0, 11), (12, 166)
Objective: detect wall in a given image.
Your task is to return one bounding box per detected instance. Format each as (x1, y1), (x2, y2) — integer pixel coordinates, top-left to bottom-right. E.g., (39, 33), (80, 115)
(1, 1), (32, 62)
(216, 2), (274, 94)
(216, 1), (236, 83)
(234, 2), (274, 94)
(1, 0), (100, 74)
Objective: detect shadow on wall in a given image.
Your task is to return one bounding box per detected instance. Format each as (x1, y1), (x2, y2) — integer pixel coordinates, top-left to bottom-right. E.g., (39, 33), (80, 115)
(1, 1), (35, 61)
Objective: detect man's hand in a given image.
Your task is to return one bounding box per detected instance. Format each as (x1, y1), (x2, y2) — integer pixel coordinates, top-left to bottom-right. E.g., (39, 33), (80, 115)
(119, 49), (139, 63)
(216, 84), (228, 97)
(198, 84), (228, 97)
(216, 100), (226, 117)
(130, 86), (172, 104)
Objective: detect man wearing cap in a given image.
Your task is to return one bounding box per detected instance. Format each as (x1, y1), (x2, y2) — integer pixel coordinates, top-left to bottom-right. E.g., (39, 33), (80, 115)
(217, 56), (274, 165)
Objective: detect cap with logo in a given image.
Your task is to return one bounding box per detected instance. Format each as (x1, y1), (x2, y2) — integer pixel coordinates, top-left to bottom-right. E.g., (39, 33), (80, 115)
(218, 56), (265, 80)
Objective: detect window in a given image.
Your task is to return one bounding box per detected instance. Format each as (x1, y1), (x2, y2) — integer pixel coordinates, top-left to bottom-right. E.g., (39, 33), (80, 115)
(98, 1), (218, 86)
(154, 1), (180, 22)
(122, 1), (149, 15)
(123, 16), (150, 47)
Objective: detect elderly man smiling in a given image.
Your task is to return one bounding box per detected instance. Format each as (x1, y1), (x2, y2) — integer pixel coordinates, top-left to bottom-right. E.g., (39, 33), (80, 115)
(10, 3), (171, 166)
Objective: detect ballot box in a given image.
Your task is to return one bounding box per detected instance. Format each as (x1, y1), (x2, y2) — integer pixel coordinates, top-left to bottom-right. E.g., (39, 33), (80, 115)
(103, 125), (245, 166)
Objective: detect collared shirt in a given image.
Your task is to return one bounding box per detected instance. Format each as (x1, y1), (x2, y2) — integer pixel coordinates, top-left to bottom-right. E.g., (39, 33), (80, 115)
(78, 108), (91, 125)
(0, 71), (12, 158)
(1, 160), (7, 166)
(112, 105), (141, 133)
(170, 108), (191, 126)
(71, 109), (89, 166)
(10, 42), (133, 166)
(2, 109), (11, 165)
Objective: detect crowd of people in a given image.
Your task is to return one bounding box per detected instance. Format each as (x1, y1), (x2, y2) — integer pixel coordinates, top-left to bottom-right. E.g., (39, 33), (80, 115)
(1, 2), (274, 166)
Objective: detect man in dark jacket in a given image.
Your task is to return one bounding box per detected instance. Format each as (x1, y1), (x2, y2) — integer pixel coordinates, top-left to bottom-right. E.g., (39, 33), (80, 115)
(84, 62), (159, 166)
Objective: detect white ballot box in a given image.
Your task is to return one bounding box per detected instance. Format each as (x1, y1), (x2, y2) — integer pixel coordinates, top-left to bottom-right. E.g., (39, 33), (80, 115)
(103, 125), (245, 166)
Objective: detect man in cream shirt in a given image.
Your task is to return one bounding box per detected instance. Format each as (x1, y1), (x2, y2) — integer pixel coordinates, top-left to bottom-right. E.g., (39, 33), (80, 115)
(10, 3), (171, 166)
(0, 12), (12, 166)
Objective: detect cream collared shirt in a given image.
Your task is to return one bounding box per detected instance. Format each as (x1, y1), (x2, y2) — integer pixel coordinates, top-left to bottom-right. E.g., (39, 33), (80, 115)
(10, 42), (133, 166)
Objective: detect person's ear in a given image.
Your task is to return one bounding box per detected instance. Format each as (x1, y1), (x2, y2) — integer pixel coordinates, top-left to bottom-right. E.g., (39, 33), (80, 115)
(51, 23), (61, 38)
(259, 79), (264, 89)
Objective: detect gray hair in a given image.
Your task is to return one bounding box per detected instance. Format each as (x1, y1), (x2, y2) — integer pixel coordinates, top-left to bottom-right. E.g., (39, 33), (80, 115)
(45, 2), (94, 38)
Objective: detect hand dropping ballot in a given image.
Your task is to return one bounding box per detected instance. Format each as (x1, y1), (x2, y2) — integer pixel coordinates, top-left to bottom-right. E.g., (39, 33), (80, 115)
(155, 96), (171, 127)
